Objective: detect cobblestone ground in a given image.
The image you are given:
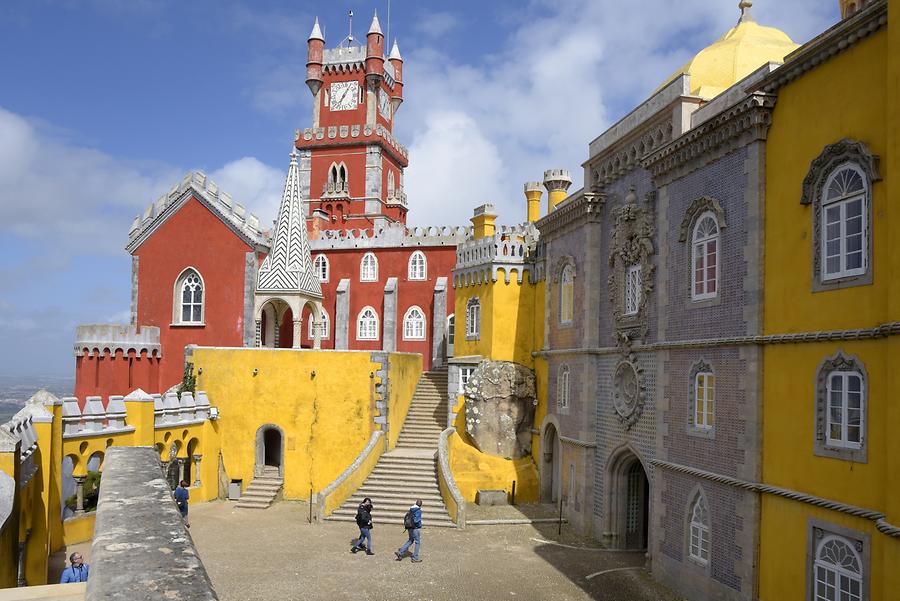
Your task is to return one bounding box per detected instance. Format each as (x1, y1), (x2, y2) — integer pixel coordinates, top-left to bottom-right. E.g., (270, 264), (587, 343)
(189, 501), (683, 601)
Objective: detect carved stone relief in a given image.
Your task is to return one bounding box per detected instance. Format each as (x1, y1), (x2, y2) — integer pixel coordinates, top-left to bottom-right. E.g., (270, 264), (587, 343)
(607, 188), (656, 340)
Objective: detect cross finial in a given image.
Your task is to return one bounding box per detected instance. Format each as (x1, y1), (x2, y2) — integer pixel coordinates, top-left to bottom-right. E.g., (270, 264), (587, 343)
(348, 9), (354, 43)
(738, 0), (754, 22)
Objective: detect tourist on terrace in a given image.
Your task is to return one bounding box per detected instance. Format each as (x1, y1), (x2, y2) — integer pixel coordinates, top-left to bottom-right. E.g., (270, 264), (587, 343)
(174, 480), (190, 528)
(352, 497), (375, 555)
(59, 552), (89, 583)
(395, 499), (423, 563)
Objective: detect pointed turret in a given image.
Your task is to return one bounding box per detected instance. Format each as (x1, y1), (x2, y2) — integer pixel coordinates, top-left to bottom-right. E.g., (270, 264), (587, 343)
(306, 17), (325, 97)
(389, 39), (404, 112)
(365, 11), (385, 87)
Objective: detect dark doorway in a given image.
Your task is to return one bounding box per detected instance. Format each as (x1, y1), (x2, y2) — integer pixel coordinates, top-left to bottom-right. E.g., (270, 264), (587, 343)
(264, 428), (282, 467)
(624, 461), (649, 549)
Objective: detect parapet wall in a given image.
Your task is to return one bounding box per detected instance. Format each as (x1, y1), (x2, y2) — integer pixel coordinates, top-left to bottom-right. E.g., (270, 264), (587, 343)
(74, 324), (161, 358)
(309, 221), (471, 250)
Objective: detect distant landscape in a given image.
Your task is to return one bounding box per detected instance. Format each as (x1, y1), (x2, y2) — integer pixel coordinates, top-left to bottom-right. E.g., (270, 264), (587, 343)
(0, 375), (74, 423)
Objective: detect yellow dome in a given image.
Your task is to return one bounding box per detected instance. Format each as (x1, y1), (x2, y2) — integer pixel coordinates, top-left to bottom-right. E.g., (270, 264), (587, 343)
(658, 9), (799, 99)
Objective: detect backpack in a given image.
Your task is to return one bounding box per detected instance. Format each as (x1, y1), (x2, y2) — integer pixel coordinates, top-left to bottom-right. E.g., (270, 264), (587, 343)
(355, 506), (367, 527)
(403, 509), (415, 530)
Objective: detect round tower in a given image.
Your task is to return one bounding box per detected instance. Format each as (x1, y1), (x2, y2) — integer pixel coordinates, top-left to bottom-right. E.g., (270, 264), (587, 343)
(524, 182), (543, 223)
(305, 17), (325, 97)
(543, 169), (573, 212)
(365, 12), (385, 88)
(389, 40), (404, 113)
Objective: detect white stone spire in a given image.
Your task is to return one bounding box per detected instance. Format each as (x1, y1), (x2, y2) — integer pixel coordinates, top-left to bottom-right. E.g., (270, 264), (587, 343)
(309, 17), (324, 41)
(389, 39), (402, 61)
(368, 11), (383, 35)
(257, 149), (321, 297)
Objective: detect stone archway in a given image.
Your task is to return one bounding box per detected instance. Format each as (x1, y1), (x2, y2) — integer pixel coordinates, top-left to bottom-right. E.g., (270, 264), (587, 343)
(540, 420), (562, 504)
(605, 445), (650, 550)
(255, 424), (285, 478)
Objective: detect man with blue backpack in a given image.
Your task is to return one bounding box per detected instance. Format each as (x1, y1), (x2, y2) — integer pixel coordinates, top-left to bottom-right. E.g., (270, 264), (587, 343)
(395, 499), (423, 563)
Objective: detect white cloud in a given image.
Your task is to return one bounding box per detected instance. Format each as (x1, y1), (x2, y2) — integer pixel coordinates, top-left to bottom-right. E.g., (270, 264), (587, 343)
(209, 157), (285, 226)
(412, 11), (460, 37)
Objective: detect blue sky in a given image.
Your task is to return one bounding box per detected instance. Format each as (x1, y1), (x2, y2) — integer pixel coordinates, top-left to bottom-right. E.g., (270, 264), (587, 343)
(0, 0), (839, 377)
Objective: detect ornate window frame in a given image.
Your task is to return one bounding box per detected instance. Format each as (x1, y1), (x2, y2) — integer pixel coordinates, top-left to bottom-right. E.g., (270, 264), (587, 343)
(173, 267), (205, 326)
(402, 306), (426, 341)
(557, 364), (570, 414)
(680, 197), (725, 306)
(360, 252), (378, 282)
(314, 254), (329, 283)
(687, 360), (715, 439)
(802, 140), (879, 292)
(558, 259), (575, 326)
(408, 251), (427, 281)
(465, 297), (481, 341)
(686, 488), (711, 568)
(607, 190), (656, 339)
(806, 518), (870, 601)
(814, 350), (867, 462)
(356, 306), (379, 341)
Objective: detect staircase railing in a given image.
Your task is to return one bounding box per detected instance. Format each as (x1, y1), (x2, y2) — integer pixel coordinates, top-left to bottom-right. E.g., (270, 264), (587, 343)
(437, 427), (466, 528)
(315, 430), (384, 523)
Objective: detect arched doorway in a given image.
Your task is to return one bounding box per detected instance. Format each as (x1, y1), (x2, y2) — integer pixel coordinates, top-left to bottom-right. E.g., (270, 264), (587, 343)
(255, 424), (284, 478)
(606, 446), (650, 550)
(541, 422), (562, 503)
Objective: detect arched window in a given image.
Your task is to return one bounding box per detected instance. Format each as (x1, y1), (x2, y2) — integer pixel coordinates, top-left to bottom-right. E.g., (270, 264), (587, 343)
(308, 309), (329, 340)
(557, 365), (570, 410)
(174, 268), (204, 324)
(814, 535), (862, 601)
(694, 370), (715, 430)
(360, 253), (378, 282)
(688, 494), (710, 566)
(560, 265), (574, 324)
(815, 351), (867, 461)
(692, 213), (719, 300)
(625, 265), (641, 316)
(447, 314), (455, 339)
(356, 307), (379, 340)
(326, 162), (349, 195)
(822, 164), (867, 281)
(314, 255), (329, 283)
(466, 297), (480, 340)
(387, 171), (395, 198)
(408, 251), (427, 280)
(403, 306), (426, 340)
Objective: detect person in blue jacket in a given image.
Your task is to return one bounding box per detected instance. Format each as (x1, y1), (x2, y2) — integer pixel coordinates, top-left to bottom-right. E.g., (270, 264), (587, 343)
(59, 552), (89, 583)
(395, 499), (423, 562)
(174, 480), (190, 528)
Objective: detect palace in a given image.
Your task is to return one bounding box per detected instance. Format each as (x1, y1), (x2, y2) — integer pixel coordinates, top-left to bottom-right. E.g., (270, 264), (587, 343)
(2, 2), (899, 600)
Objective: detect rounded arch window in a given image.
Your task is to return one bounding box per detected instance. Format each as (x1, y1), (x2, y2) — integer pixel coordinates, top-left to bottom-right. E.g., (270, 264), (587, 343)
(688, 493), (710, 565)
(357, 307), (379, 340)
(314, 255), (329, 283)
(560, 264), (574, 324)
(408, 251), (427, 280)
(174, 268), (204, 324)
(692, 213), (719, 300)
(822, 164), (867, 280)
(360, 253), (378, 282)
(814, 535), (862, 601)
(309, 309), (329, 340)
(403, 306), (426, 340)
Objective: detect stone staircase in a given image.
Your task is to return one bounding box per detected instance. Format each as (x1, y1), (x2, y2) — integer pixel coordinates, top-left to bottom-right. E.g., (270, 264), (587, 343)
(327, 368), (456, 527)
(235, 465), (283, 509)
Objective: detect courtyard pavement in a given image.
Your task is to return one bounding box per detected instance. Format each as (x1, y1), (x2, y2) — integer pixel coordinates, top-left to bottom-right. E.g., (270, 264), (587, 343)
(188, 501), (683, 601)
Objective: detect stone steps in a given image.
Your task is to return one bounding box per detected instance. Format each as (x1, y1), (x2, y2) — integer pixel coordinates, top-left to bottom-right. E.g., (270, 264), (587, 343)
(235, 468), (283, 510)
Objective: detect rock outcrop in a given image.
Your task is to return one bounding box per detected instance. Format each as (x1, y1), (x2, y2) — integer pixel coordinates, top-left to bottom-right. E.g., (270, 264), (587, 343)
(463, 361), (536, 459)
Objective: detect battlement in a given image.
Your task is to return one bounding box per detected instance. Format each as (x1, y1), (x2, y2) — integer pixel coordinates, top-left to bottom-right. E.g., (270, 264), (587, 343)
(454, 223), (538, 270)
(297, 123), (408, 160)
(321, 46), (396, 83)
(74, 324), (161, 358)
(309, 222), (470, 250)
(127, 171), (267, 253)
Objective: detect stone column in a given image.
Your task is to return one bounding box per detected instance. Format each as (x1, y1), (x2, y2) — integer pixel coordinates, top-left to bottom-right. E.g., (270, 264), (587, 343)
(292, 318), (302, 349)
(432, 277), (448, 369)
(254, 319), (262, 347)
(177, 458), (186, 484)
(312, 313), (322, 350)
(335, 279), (350, 350)
(382, 278), (398, 352)
(74, 476), (86, 514)
(192, 454), (202, 487)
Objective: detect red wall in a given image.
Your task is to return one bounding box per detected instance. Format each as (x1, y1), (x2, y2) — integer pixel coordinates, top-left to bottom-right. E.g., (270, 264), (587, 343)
(134, 197), (254, 391)
(74, 349), (159, 406)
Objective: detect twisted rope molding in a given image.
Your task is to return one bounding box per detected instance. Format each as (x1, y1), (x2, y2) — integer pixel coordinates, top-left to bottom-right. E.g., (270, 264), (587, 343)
(559, 434), (598, 449)
(534, 322), (900, 358)
(651, 459), (899, 538)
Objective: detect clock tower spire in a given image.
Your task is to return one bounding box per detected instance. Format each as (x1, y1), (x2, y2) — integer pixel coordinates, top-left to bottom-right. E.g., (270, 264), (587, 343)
(298, 12), (409, 234)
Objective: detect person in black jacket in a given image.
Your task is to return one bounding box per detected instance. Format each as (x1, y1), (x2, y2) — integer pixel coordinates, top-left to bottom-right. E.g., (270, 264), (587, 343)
(351, 497), (374, 555)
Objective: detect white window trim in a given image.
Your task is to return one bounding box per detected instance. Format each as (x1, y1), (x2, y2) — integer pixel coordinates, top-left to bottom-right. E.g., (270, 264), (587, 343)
(356, 306), (379, 341)
(825, 370), (865, 450)
(625, 265), (641, 316)
(360, 252), (378, 282)
(458, 366), (474, 395)
(560, 266), (574, 325)
(688, 495), (710, 566)
(466, 298), (481, 340)
(308, 309), (330, 340)
(821, 163), (868, 282)
(172, 267), (205, 326)
(691, 212), (720, 301)
(402, 306), (427, 341)
(694, 372), (714, 430)
(408, 251), (427, 281)
(314, 254), (329, 283)
(814, 534), (864, 601)
(557, 365), (570, 410)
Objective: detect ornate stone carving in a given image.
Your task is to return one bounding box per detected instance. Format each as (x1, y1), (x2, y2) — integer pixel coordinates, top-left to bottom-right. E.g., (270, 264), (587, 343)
(800, 139), (880, 206)
(552, 255), (576, 283)
(607, 189), (656, 339)
(678, 197), (727, 242)
(463, 361), (536, 459)
(612, 358), (645, 430)
(814, 350), (868, 462)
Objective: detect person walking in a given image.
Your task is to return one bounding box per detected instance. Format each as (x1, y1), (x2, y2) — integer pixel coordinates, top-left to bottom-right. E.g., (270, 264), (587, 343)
(395, 499), (423, 563)
(174, 480), (190, 528)
(59, 552), (89, 583)
(351, 497), (375, 555)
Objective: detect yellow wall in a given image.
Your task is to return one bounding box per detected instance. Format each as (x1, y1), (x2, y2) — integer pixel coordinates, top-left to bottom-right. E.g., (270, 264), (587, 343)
(386, 353), (423, 450)
(761, 19), (900, 601)
(447, 430), (539, 503)
(322, 433), (384, 516)
(192, 348), (419, 500)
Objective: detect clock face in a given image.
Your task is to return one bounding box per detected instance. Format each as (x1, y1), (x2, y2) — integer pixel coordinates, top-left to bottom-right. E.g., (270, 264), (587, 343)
(329, 80), (359, 111)
(378, 88), (392, 120)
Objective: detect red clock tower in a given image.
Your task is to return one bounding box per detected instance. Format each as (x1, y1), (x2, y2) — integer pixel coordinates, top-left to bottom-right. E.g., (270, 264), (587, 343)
(299, 12), (408, 233)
